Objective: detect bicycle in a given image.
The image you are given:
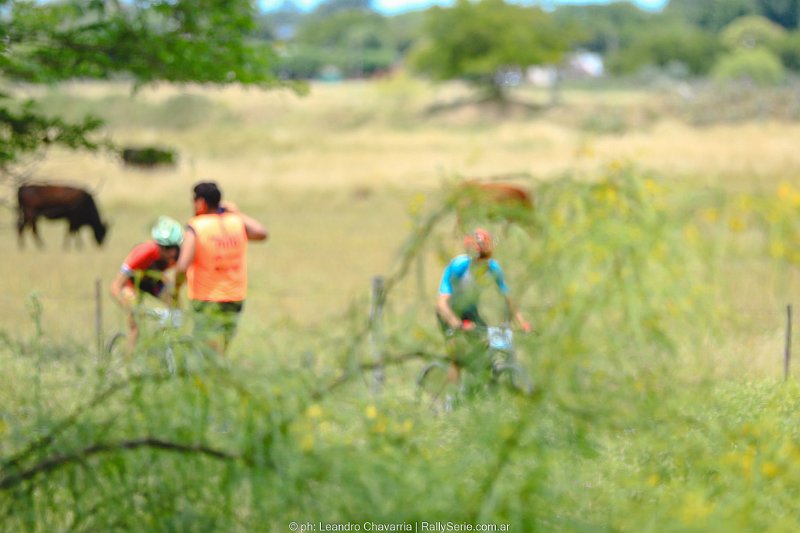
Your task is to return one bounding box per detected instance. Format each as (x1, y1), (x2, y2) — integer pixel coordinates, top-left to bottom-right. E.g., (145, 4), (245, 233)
(416, 322), (533, 413)
(106, 307), (185, 375)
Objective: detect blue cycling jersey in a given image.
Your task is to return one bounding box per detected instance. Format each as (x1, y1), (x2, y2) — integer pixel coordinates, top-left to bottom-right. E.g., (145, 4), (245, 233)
(438, 255), (509, 315)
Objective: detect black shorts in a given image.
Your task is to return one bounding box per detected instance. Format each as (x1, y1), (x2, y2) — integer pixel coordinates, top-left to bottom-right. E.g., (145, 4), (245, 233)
(190, 300), (244, 343)
(137, 277), (166, 298)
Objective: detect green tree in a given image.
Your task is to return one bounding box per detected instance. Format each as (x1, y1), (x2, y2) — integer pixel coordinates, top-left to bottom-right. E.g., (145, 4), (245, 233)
(553, 3), (653, 54)
(410, 0), (569, 102)
(720, 15), (786, 49)
(773, 30), (800, 71)
(667, 0), (800, 31)
(664, 0), (759, 31)
(755, 0), (800, 29)
(385, 11), (426, 56)
(1, 0), (288, 174)
(606, 21), (722, 76)
(255, 0), (304, 41)
(314, 0), (374, 16)
(293, 9), (397, 77)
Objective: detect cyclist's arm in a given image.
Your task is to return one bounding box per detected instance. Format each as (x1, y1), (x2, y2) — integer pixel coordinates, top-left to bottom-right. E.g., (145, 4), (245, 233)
(171, 272), (185, 308)
(489, 260), (531, 332)
(175, 228), (196, 275)
(159, 278), (179, 308)
(437, 293), (463, 330)
(504, 295), (531, 333)
(109, 272), (135, 311)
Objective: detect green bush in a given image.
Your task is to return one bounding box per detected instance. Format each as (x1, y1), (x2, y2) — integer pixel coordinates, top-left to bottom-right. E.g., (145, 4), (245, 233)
(720, 15), (786, 51)
(773, 31), (800, 72)
(275, 44), (330, 80)
(5, 166), (800, 530)
(121, 146), (177, 168)
(606, 22), (722, 76)
(712, 48), (786, 86)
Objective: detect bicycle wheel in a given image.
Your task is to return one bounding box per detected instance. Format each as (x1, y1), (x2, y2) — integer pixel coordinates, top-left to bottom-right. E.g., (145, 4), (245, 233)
(101, 332), (130, 377)
(493, 362), (534, 396)
(106, 332), (128, 359)
(416, 361), (459, 413)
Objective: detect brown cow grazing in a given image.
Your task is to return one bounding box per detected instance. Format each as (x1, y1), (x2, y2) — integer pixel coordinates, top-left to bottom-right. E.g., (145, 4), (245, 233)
(452, 180), (534, 231)
(17, 184), (109, 249)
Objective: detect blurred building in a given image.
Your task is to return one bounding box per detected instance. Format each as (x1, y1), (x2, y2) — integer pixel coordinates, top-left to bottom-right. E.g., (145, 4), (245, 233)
(527, 51), (605, 87)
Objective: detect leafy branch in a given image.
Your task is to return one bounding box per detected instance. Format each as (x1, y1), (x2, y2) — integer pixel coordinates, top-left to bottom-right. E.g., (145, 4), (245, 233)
(0, 437), (239, 491)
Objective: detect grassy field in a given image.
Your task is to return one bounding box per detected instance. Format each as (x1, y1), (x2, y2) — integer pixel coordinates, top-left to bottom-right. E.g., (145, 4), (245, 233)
(6, 79), (800, 339)
(3, 78), (800, 531)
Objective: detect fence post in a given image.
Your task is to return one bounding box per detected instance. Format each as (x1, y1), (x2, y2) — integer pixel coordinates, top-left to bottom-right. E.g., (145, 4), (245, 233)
(95, 278), (103, 357)
(785, 304), (792, 382)
(369, 276), (385, 394)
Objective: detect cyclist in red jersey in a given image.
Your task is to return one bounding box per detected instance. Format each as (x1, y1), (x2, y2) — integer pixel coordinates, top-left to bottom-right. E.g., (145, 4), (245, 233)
(110, 216), (184, 349)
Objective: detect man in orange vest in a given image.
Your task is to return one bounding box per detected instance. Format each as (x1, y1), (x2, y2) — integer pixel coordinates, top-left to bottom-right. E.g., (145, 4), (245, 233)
(175, 182), (268, 354)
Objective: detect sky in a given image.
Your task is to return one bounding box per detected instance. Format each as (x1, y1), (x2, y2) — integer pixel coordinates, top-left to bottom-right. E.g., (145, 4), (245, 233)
(260, 0), (669, 15)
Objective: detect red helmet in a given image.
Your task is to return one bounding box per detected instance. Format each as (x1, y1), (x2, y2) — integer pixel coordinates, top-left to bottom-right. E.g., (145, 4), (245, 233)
(464, 228), (493, 258)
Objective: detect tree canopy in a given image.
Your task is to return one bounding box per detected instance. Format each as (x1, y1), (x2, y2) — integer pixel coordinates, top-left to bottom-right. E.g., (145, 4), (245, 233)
(606, 20), (723, 76)
(553, 3), (653, 54)
(1, 0), (286, 173)
(8, 0), (800, 163)
(409, 0), (569, 100)
(293, 8), (396, 77)
(264, 0), (800, 83)
(664, 0), (759, 32)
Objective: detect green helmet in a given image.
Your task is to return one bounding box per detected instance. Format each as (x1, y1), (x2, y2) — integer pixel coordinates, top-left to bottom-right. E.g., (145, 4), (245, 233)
(151, 216), (184, 247)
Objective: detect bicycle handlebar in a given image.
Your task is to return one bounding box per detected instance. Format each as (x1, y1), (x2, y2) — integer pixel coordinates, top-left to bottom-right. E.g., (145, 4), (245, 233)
(138, 307), (183, 328)
(452, 321), (515, 351)
(461, 320), (532, 335)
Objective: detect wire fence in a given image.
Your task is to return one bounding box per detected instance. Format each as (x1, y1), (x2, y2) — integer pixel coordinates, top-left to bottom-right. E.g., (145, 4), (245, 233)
(2, 267), (800, 391)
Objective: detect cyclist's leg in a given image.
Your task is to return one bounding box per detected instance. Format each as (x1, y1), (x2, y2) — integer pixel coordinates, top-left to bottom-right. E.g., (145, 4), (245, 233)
(459, 307), (494, 396)
(117, 285), (140, 353)
(416, 361), (459, 412)
(217, 301), (243, 353)
(437, 312), (463, 385)
(128, 281), (167, 352)
(126, 311), (139, 352)
(191, 300), (243, 355)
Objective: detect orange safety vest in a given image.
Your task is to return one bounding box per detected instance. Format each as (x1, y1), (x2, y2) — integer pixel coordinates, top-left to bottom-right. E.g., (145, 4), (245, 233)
(186, 212), (248, 302)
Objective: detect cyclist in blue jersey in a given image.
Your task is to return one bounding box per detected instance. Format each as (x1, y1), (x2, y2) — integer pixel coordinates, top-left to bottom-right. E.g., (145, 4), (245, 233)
(436, 228), (530, 383)
(437, 228), (530, 333)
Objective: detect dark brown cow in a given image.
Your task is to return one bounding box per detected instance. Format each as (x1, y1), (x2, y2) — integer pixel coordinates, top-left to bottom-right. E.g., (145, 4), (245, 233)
(453, 180), (534, 230)
(17, 184), (108, 248)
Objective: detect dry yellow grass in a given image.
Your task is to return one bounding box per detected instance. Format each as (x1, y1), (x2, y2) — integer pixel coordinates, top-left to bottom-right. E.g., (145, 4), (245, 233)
(4, 79), (800, 367)
(21, 79), (800, 192)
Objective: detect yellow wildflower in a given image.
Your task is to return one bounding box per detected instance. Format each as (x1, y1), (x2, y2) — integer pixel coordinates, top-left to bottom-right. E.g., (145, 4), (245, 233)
(306, 404), (322, 419)
(193, 376), (207, 395)
(301, 434), (315, 453)
(681, 493), (714, 524)
(761, 462), (779, 479)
